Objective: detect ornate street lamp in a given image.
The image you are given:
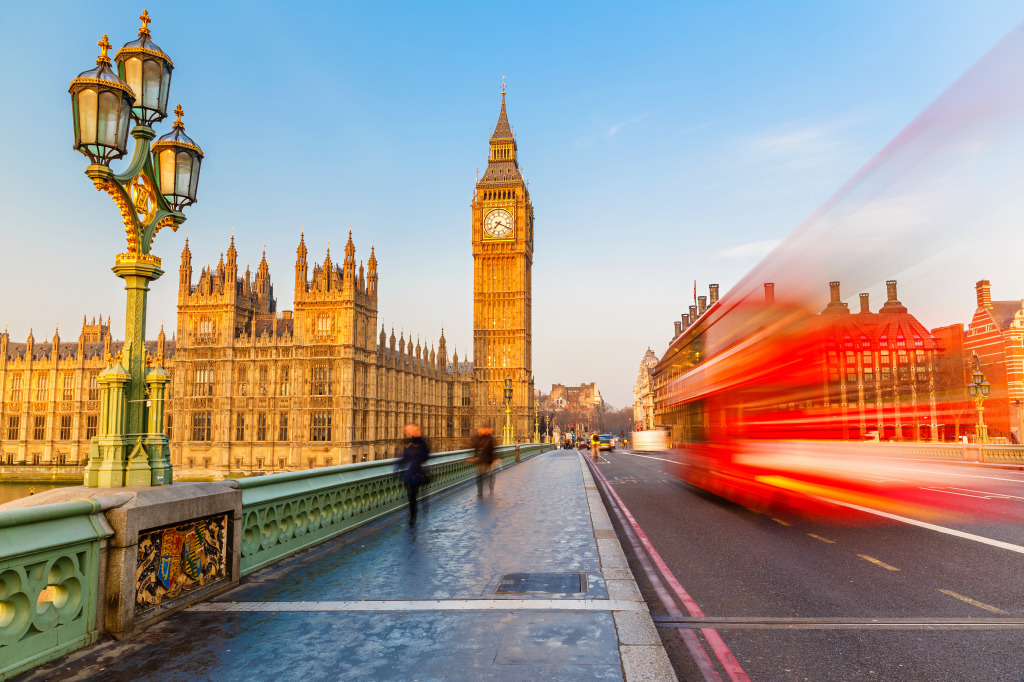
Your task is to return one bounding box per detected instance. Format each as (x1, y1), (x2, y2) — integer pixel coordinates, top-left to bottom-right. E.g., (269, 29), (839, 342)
(69, 35), (135, 164)
(503, 375), (514, 445)
(967, 355), (991, 444)
(533, 403), (540, 443)
(69, 11), (201, 488)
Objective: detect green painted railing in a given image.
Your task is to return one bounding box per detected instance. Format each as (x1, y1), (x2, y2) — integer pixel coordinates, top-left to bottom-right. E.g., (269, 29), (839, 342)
(0, 497), (120, 681)
(238, 443), (551, 575)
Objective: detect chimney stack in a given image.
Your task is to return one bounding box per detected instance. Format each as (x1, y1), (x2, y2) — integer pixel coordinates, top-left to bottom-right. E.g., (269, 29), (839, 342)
(886, 279), (900, 304)
(976, 280), (992, 309)
(681, 313), (690, 328)
(698, 296), (707, 314)
(859, 293), (871, 314)
(674, 321), (682, 337)
(689, 304), (698, 321)
(764, 282), (775, 304)
(709, 284), (720, 305)
(829, 281), (841, 303)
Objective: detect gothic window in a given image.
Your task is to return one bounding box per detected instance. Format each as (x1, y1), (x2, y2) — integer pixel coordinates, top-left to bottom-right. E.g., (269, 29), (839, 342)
(9, 374), (21, 402)
(7, 416), (20, 440)
(33, 415), (45, 440)
(191, 412), (211, 441)
(316, 314), (330, 337)
(235, 413), (245, 441)
(460, 417), (470, 437)
(311, 412), (332, 441)
(88, 373), (99, 401)
(59, 415), (72, 440)
(259, 366), (268, 396)
(86, 415), (98, 439)
(280, 367), (290, 396)
(194, 367), (213, 396)
(35, 375), (48, 402)
(62, 374), (74, 401)
(462, 385), (471, 407)
(199, 317), (214, 342)
(257, 413), (267, 441)
(279, 413), (289, 441)
(312, 364), (333, 396)
(238, 366), (247, 396)
(164, 414), (172, 439)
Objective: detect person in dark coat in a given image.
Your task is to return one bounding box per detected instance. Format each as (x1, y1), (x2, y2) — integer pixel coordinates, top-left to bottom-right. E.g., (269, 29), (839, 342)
(398, 423), (430, 526)
(469, 425), (497, 497)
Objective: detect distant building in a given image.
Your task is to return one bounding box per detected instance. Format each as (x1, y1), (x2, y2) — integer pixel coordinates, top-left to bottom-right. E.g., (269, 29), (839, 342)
(632, 348), (658, 430)
(541, 382), (604, 435)
(962, 279), (1024, 441)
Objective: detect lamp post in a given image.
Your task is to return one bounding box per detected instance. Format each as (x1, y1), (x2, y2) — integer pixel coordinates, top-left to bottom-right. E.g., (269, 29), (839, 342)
(967, 355), (991, 444)
(533, 403), (539, 443)
(69, 12), (203, 488)
(503, 375), (513, 445)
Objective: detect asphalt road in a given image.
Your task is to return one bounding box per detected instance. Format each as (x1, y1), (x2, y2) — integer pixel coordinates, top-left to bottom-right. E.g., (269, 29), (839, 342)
(584, 446), (1024, 682)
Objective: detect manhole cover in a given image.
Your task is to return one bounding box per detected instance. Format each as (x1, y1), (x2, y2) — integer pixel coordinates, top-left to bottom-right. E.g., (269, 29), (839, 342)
(495, 573), (587, 594)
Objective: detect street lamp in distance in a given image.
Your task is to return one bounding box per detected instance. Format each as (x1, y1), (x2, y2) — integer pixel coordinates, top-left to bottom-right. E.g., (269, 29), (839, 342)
(967, 355), (991, 444)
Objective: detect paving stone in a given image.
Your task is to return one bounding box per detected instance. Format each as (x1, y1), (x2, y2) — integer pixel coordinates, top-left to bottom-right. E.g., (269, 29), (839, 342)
(621, 645), (679, 681)
(614, 611), (661, 646)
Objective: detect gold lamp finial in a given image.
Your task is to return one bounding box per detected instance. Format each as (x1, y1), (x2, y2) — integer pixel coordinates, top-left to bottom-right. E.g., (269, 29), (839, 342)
(173, 104), (184, 129)
(139, 9), (152, 35)
(501, 75), (506, 97)
(97, 34), (113, 65)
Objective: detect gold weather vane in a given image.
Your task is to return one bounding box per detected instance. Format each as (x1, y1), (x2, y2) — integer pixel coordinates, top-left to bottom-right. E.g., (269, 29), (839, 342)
(97, 34), (112, 65)
(501, 76), (506, 96)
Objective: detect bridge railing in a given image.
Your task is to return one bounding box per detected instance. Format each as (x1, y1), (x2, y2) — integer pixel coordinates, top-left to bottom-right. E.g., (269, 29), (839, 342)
(237, 443), (551, 575)
(0, 444), (552, 678)
(0, 495), (128, 680)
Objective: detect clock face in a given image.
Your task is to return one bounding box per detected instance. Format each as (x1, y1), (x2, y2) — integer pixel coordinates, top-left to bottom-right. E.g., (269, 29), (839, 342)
(484, 208), (514, 239)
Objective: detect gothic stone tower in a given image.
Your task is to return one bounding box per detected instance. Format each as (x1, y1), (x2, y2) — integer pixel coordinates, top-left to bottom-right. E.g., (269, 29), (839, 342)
(472, 84), (535, 441)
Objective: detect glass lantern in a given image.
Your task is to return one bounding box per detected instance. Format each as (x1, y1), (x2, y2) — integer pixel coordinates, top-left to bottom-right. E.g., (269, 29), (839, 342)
(69, 35), (135, 164)
(115, 10), (173, 126)
(152, 105), (203, 210)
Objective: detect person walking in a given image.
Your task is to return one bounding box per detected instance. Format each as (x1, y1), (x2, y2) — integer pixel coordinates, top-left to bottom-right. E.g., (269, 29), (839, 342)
(469, 425), (497, 496)
(398, 423), (430, 526)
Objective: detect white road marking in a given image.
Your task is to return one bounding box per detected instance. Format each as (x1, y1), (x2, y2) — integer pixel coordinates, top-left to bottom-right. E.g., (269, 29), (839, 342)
(874, 464), (1024, 484)
(611, 451), (678, 464)
(921, 487), (1024, 501)
(191, 599), (648, 613)
(810, 494), (1024, 555)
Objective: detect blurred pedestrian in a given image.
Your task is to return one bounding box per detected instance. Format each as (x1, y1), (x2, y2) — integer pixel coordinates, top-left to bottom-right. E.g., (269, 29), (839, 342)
(590, 433), (600, 461)
(469, 425), (497, 496)
(398, 423), (430, 526)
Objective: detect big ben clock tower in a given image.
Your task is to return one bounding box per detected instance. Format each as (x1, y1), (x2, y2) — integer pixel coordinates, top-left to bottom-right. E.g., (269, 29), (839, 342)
(472, 81), (535, 442)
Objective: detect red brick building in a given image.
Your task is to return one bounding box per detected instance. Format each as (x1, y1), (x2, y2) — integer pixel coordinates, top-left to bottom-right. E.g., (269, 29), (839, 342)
(962, 280), (1024, 442)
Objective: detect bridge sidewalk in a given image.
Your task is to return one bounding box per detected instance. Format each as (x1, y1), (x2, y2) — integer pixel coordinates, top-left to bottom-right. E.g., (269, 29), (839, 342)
(19, 450), (675, 681)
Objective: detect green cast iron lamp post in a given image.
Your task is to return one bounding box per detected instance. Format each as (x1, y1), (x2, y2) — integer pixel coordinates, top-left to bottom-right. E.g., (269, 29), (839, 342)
(503, 375), (513, 445)
(69, 11), (203, 488)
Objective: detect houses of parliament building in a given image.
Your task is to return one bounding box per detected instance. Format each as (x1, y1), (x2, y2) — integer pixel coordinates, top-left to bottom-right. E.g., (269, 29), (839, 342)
(0, 89), (536, 474)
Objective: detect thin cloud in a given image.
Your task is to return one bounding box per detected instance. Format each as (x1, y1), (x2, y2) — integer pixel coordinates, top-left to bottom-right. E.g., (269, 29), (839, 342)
(718, 238), (781, 260)
(605, 113), (648, 137)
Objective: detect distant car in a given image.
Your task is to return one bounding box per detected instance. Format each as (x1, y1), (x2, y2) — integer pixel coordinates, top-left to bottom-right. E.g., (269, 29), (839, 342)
(632, 430), (669, 452)
(598, 434), (614, 451)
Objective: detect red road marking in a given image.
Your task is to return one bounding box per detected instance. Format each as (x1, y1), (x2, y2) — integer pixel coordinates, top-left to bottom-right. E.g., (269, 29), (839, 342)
(586, 455), (750, 682)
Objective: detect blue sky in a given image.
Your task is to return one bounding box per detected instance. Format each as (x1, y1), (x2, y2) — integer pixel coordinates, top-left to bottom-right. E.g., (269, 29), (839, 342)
(1, 1), (1023, 408)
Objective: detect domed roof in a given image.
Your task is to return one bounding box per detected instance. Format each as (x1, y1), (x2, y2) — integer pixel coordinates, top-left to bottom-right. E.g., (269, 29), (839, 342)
(69, 34), (134, 99)
(114, 10), (173, 67)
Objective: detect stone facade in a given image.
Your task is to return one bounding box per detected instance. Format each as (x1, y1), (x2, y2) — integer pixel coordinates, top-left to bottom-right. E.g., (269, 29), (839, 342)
(0, 92), (531, 473)
(632, 348), (658, 430)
